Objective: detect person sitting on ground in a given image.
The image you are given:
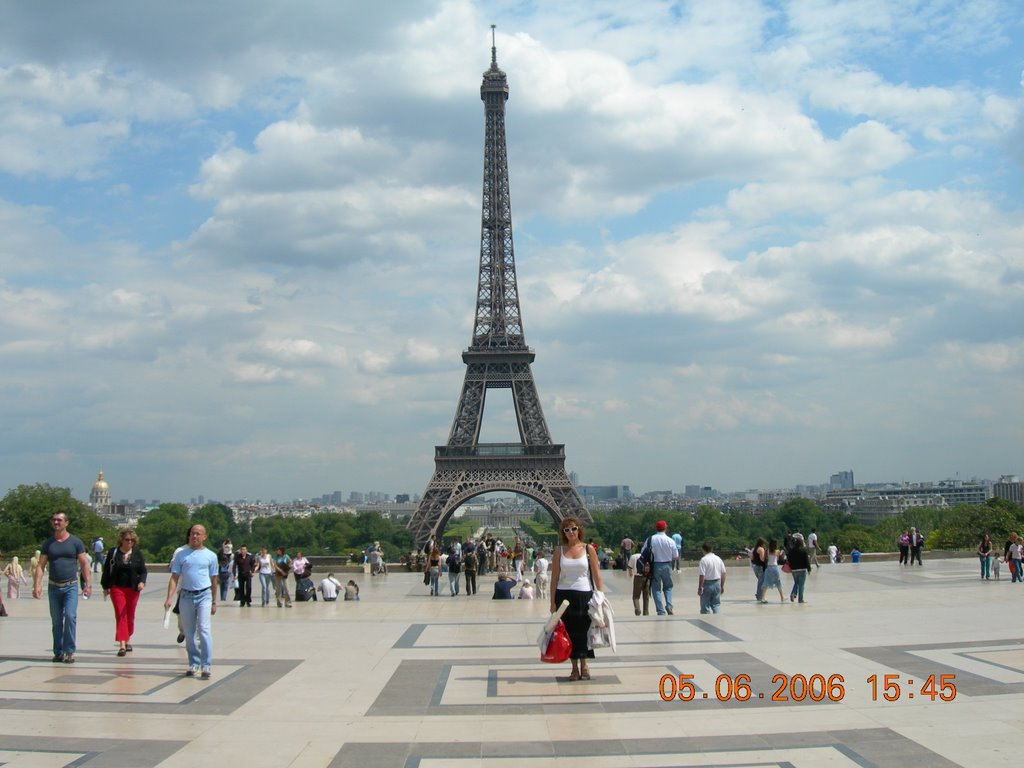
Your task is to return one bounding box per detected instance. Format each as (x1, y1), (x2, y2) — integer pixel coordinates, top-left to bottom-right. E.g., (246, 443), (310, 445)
(318, 573), (342, 601)
(492, 573), (517, 599)
(344, 579), (360, 601)
(518, 579), (535, 599)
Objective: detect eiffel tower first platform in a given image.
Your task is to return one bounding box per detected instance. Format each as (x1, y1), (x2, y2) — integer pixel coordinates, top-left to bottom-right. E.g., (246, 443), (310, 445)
(408, 30), (590, 548)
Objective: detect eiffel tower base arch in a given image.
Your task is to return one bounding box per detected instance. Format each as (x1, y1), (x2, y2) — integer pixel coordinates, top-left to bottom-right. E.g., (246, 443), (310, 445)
(408, 451), (590, 549)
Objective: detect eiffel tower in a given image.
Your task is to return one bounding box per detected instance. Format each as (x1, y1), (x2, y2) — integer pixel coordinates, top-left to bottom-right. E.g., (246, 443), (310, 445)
(408, 29), (590, 548)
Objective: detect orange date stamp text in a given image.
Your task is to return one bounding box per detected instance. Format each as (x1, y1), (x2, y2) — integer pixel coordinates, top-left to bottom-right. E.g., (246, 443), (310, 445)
(658, 673), (957, 703)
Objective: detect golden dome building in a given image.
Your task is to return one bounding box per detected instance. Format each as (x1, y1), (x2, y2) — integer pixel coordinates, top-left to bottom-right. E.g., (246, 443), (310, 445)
(89, 470), (112, 516)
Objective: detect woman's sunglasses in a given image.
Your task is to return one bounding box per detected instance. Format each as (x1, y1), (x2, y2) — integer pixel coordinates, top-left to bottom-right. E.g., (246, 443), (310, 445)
(562, 526), (579, 533)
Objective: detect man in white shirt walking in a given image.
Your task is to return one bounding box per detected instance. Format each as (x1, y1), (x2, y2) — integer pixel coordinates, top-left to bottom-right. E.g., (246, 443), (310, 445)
(807, 529), (820, 569)
(697, 542), (727, 614)
(641, 521), (678, 616)
(532, 551), (550, 599)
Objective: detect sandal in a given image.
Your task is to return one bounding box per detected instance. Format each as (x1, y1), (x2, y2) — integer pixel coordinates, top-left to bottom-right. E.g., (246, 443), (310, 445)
(568, 668), (581, 681)
(581, 667), (591, 680)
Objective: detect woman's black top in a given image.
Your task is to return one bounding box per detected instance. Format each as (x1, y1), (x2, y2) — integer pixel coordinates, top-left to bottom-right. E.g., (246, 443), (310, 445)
(785, 545), (811, 571)
(100, 547), (148, 590)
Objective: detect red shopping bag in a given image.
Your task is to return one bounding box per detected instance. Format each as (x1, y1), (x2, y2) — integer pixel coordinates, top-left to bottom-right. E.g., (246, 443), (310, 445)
(541, 619), (572, 663)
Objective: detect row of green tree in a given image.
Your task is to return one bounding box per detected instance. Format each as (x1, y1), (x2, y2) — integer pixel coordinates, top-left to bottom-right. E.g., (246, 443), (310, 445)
(586, 497), (1024, 556)
(0, 484), (413, 564)
(2, 484), (1021, 566)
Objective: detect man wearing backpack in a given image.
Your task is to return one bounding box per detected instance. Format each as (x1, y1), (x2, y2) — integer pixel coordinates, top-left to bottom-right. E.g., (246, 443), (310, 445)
(641, 521), (678, 616)
(273, 547), (292, 607)
(627, 544), (651, 616)
(462, 540), (478, 595)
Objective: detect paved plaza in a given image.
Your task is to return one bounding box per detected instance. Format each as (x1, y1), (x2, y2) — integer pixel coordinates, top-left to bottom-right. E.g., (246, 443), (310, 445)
(0, 556), (1020, 767)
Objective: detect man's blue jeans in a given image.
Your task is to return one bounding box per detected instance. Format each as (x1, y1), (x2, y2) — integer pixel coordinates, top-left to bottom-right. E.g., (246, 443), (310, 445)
(650, 563), (673, 614)
(700, 580), (721, 614)
(47, 583), (78, 656)
(178, 588), (213, 670)
(448, 570), (460, 596)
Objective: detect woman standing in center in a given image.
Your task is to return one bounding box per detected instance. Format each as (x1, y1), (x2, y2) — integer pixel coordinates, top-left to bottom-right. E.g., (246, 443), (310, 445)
(257, 546), (274, 606)
(100, 528), (147, 656)
(549, 516), (604, 681)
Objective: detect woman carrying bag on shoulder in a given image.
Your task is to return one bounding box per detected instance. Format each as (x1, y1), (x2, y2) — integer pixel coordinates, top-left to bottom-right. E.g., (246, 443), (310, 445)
(101, 528), (147, 656)
(548, 516), (604, 681)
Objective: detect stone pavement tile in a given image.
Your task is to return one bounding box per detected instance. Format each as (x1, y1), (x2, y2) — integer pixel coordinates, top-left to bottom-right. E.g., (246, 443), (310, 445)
(0, 559), (1022, 767)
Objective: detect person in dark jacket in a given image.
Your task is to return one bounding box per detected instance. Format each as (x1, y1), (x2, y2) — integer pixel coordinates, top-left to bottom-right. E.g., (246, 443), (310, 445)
(785, 534), (811, 604)
(233, 545), (257, 607)
(100, 528), (147, 656)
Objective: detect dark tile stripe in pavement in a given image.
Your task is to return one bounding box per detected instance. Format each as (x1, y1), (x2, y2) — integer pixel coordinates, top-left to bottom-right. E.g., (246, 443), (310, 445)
(367, 652), (827, 717)
(0, 656), (301, 716)
(0, 734), (189, 767)
(391, 618), (740, 650)
(846, 638), (1024, 697)
(328, 728), (961, 767)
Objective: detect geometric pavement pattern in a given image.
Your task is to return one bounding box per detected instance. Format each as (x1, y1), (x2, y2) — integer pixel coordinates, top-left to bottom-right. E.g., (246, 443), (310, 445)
(0, 557), (1020, 767)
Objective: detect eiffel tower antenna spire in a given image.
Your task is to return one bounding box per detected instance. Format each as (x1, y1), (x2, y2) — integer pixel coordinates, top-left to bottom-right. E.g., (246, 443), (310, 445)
(408, 32), (589, 549)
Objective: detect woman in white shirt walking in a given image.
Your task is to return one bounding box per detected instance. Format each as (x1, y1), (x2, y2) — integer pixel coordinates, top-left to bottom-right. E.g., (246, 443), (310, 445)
(548, 517), (604, 681)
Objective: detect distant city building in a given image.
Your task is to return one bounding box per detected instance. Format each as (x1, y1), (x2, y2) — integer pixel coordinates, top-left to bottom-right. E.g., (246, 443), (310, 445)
(829, 470), (855, 490)
(89, 470), (112, 516)
(825, 480), (988, 524)
(577, 485), (632, 502)
(460, 498), (537, 528)
(758, 490), (801, 506)
(993, 475), (1023, 506)
(684, 485), (701, 499)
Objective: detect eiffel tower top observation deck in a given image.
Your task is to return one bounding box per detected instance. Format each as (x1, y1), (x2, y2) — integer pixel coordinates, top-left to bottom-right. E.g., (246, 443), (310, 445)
(407, 29), (589, 548)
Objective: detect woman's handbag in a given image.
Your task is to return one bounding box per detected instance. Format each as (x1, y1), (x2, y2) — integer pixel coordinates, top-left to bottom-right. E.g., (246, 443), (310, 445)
(782, 562), (792, 573)
(540, 620), (572, 663)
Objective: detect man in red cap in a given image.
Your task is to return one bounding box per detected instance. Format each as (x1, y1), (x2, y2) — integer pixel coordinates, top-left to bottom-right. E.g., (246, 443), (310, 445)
(639, 520), (678, 615)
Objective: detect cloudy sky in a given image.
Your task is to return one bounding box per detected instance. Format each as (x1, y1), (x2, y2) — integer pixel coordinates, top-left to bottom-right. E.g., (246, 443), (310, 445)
(1, 1), (1021, 504)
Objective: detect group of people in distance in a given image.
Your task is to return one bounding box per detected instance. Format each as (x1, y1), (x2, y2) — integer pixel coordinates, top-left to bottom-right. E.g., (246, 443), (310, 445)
(979, 531), (1024, 582)
(897, 528), (925, 566)
(423, 533), (542, 599)
(624, 521), (727, 616)
(207, 541), (361, 607)
(748, 533), (814, 606)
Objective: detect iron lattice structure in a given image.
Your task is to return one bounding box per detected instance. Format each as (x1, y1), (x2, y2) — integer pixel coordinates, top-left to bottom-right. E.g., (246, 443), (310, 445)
(408, 34), (589, 549)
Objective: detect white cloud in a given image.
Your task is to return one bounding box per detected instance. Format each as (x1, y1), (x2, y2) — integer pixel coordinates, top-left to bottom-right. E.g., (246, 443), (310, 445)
(0, 0), (1020, 500)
